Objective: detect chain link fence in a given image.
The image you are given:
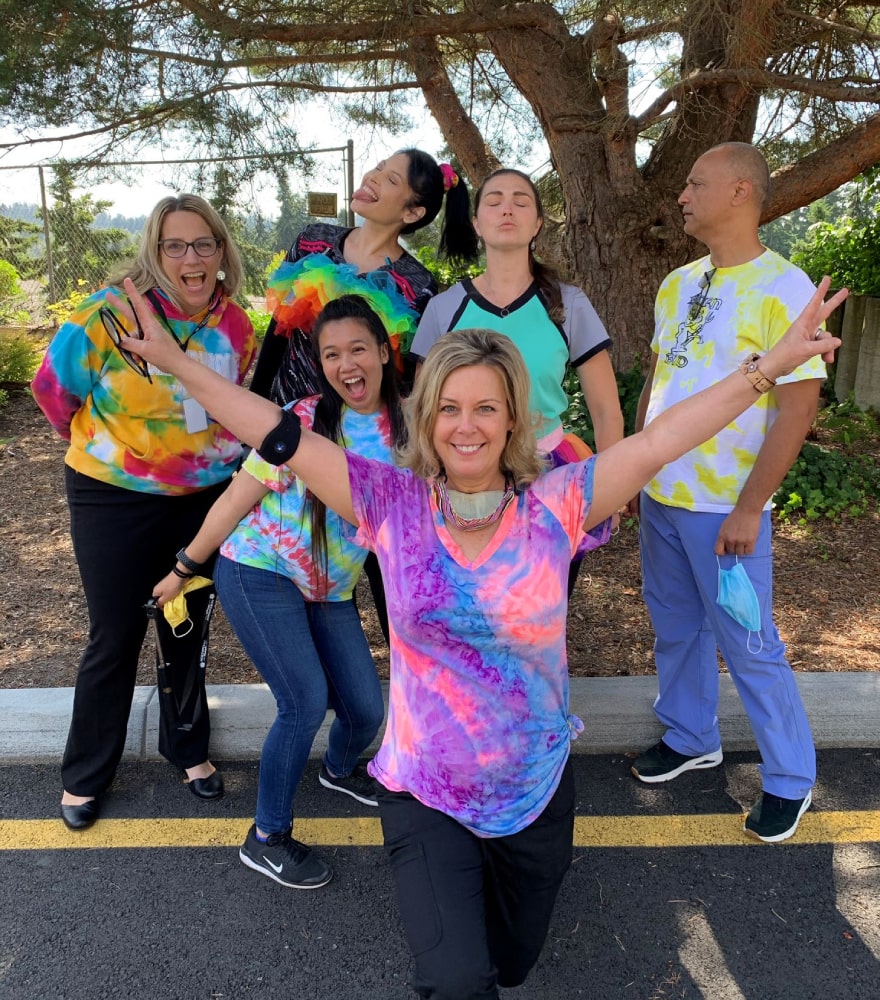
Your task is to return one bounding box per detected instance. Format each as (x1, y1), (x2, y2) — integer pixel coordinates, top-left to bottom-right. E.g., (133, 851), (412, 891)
(0, 145), (354, 329)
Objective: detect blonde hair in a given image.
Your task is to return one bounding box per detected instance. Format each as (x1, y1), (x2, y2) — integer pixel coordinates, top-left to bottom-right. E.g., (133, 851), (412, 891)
(107, 194), (244, 310)
(398, 329), (545, 488)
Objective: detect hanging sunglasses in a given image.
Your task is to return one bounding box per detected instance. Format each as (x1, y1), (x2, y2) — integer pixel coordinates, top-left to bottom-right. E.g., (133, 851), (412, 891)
(99, 305), (152, 382)
(687, 267), (717, 323)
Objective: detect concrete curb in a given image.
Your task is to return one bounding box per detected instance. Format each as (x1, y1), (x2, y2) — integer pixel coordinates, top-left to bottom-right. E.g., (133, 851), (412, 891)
(2, 672), (878, 764)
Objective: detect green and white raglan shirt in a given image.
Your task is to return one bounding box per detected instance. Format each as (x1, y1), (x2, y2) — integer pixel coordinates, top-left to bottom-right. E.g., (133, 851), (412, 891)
(643, 249), (826, 513)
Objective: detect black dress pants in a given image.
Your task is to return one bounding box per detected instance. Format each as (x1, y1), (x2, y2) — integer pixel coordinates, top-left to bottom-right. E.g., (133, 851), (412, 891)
(378, 759), (575, 1000)
(61, 468), (227, 797)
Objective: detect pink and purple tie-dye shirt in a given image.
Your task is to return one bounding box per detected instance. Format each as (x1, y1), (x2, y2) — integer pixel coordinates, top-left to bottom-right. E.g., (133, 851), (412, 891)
(348, 452), (611, 837)
(31, 287), (255, 495)
(220, 397), (395, 601)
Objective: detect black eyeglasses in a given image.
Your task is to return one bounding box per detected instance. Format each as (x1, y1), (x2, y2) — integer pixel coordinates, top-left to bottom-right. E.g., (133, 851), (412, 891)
(687, 267), (717, 323)
(158, 238), (222, 258)
(99, 307), (152, 382)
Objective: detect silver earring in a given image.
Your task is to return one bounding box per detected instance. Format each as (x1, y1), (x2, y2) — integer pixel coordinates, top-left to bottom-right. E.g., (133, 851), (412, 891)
(216, 269), (226, 282)
(529, 239), (536, 253)
(477, 237), (483, 251)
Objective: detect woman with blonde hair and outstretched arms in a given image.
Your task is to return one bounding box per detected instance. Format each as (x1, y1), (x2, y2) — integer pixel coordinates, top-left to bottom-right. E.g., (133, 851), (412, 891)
(118, 274), (843, 1000)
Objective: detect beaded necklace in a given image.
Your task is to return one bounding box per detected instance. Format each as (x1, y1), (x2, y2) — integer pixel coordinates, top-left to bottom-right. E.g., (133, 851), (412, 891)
(433, 476), (517, 532)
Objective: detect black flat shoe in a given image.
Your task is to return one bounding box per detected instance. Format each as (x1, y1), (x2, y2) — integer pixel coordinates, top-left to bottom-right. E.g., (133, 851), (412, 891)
(187, 770), (224, 800)
(60, 800), (99, 831)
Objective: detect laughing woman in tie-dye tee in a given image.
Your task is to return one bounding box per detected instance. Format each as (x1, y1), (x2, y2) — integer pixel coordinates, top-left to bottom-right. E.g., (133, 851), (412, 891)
(31, 194), (255, 832)
(151, 296), (407, 891)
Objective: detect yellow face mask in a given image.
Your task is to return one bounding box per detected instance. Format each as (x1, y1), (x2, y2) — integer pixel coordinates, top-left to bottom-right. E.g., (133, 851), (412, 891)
(163, 576), (213, 636)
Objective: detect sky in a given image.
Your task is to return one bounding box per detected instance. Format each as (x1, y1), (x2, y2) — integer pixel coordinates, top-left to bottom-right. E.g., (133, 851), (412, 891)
(0, 107), (455, 220)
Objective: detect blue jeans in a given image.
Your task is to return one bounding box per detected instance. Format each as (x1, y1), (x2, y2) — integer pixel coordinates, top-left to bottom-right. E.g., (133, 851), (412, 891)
(215, 556), (385, 833)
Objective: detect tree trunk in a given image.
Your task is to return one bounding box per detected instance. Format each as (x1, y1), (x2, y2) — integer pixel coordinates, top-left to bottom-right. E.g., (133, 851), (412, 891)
(550, 131), (690, 370)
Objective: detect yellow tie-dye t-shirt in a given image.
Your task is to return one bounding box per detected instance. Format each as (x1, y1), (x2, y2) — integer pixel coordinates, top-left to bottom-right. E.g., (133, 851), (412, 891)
(644, 250), (825, 512)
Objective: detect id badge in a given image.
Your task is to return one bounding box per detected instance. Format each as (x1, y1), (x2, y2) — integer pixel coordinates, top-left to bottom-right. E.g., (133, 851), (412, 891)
(183, 396), (209, 433)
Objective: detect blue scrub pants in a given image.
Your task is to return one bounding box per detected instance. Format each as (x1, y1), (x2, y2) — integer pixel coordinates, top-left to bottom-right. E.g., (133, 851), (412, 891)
(640, 493), (815, 799)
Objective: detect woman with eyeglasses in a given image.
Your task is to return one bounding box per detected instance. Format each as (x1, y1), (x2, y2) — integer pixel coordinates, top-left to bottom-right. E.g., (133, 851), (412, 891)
(31, 194), (256, 831)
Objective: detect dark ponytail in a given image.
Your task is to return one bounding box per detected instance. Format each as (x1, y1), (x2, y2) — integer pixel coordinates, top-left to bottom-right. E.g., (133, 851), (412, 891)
(473, 168), (564, 326)
(306, 295), (406, 593)
(398, 149), (480, 264)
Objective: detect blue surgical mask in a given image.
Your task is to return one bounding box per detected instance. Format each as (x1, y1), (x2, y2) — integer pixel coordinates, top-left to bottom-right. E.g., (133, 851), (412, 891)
(717, 557), (763, 652)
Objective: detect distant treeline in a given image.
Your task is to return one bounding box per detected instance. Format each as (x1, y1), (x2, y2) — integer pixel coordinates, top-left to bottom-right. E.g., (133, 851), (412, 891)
(2, 202), (148, 235)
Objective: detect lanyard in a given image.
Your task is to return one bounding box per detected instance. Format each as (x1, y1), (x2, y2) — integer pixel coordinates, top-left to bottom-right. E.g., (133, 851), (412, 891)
(145, 288), (222, 351)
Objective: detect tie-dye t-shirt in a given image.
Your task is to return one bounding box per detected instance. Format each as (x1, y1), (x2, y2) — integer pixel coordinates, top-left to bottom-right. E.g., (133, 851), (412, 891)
(348, 452), (611, 837)
(220, 398), (395, 601)
(31, 286), (256, 495)
(644, 250), (825, 512)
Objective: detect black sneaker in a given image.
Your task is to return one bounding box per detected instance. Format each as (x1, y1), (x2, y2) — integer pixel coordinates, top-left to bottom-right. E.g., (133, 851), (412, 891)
(631, 739), (723, 783)
(744, 790), (812, 843)
(318, 762), (379, 806)
(239, 825), (332, 888)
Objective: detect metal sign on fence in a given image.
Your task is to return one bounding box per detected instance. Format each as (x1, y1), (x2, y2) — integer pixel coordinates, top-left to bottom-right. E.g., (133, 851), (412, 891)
(307, 192), (338, 218)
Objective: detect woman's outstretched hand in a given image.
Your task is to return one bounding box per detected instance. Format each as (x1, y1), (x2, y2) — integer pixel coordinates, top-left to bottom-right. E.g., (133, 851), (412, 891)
(114, 278), (188, 374)
(762, 277), (846, 379)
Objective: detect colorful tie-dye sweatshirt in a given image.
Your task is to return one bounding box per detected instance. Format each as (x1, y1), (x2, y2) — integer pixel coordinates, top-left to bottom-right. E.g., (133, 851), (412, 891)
(31, 286), (255, 495)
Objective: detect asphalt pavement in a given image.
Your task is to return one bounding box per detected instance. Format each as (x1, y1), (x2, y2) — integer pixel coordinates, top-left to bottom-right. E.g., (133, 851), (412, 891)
(2, 673), (879, 1000)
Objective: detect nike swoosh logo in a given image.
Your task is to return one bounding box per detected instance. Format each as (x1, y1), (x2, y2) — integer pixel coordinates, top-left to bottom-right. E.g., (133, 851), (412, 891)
(265, 858), (283, 873)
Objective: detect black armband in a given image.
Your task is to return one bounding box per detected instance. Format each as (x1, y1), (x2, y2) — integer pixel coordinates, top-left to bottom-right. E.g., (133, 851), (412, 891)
(175, 548), (203, 574)
(256, 408), (302, 465)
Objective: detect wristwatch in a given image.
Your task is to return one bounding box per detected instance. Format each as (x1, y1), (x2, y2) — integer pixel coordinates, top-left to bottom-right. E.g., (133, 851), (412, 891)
(739, 353), (776, 393)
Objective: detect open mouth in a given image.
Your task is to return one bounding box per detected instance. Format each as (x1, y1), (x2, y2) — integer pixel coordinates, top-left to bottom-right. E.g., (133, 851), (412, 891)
(182, 271), (207, 288)
(342, 375), (367, 402)
(452, 443), (483, 455)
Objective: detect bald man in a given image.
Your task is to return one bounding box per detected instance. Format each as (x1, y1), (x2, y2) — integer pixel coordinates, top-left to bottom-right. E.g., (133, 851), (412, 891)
(630, 143), (823, 843)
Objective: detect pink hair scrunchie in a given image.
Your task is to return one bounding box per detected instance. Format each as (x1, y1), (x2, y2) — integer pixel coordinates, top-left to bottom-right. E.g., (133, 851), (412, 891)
(439, 163), (459, 191)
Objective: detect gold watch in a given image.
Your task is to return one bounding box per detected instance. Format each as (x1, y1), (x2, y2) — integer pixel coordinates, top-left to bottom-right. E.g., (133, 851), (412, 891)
(739, 353), (776, 393)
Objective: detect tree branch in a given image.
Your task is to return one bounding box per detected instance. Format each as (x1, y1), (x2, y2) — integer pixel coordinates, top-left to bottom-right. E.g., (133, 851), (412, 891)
(406, 33), (501, 183)
(764, 111), (880, 221)
(176, 0), (560, 45)
(635, 67), (880, 131)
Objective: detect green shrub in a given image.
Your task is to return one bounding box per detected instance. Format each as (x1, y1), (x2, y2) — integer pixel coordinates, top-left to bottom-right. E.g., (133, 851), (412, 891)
(46, 281), (91, 327)
(791, 212), (880, 296)
(246, 309), (272, 340)
(0, 259), (30, 326)
(415, 246), (483, 290)
(774, 442), (880, 522)
(0, 333), (41, 385)
(563, 360), (644, 448)
(817, 393), (880, 449)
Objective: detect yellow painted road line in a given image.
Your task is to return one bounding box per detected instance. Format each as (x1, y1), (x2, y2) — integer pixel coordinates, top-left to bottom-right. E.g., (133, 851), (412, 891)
(2, 811), (879, 851)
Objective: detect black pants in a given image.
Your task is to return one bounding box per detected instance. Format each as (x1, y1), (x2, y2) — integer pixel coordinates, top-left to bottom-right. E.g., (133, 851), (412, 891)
(61, 468), (227, 797)
(378, 759), (575, 1000)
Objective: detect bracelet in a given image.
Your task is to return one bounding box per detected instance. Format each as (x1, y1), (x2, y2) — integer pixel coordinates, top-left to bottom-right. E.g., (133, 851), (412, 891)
(175, 547), (203, 574)
(172, 564), (195, 580)
(739, 353), (776, 393)
(257, 407), (302, 465)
